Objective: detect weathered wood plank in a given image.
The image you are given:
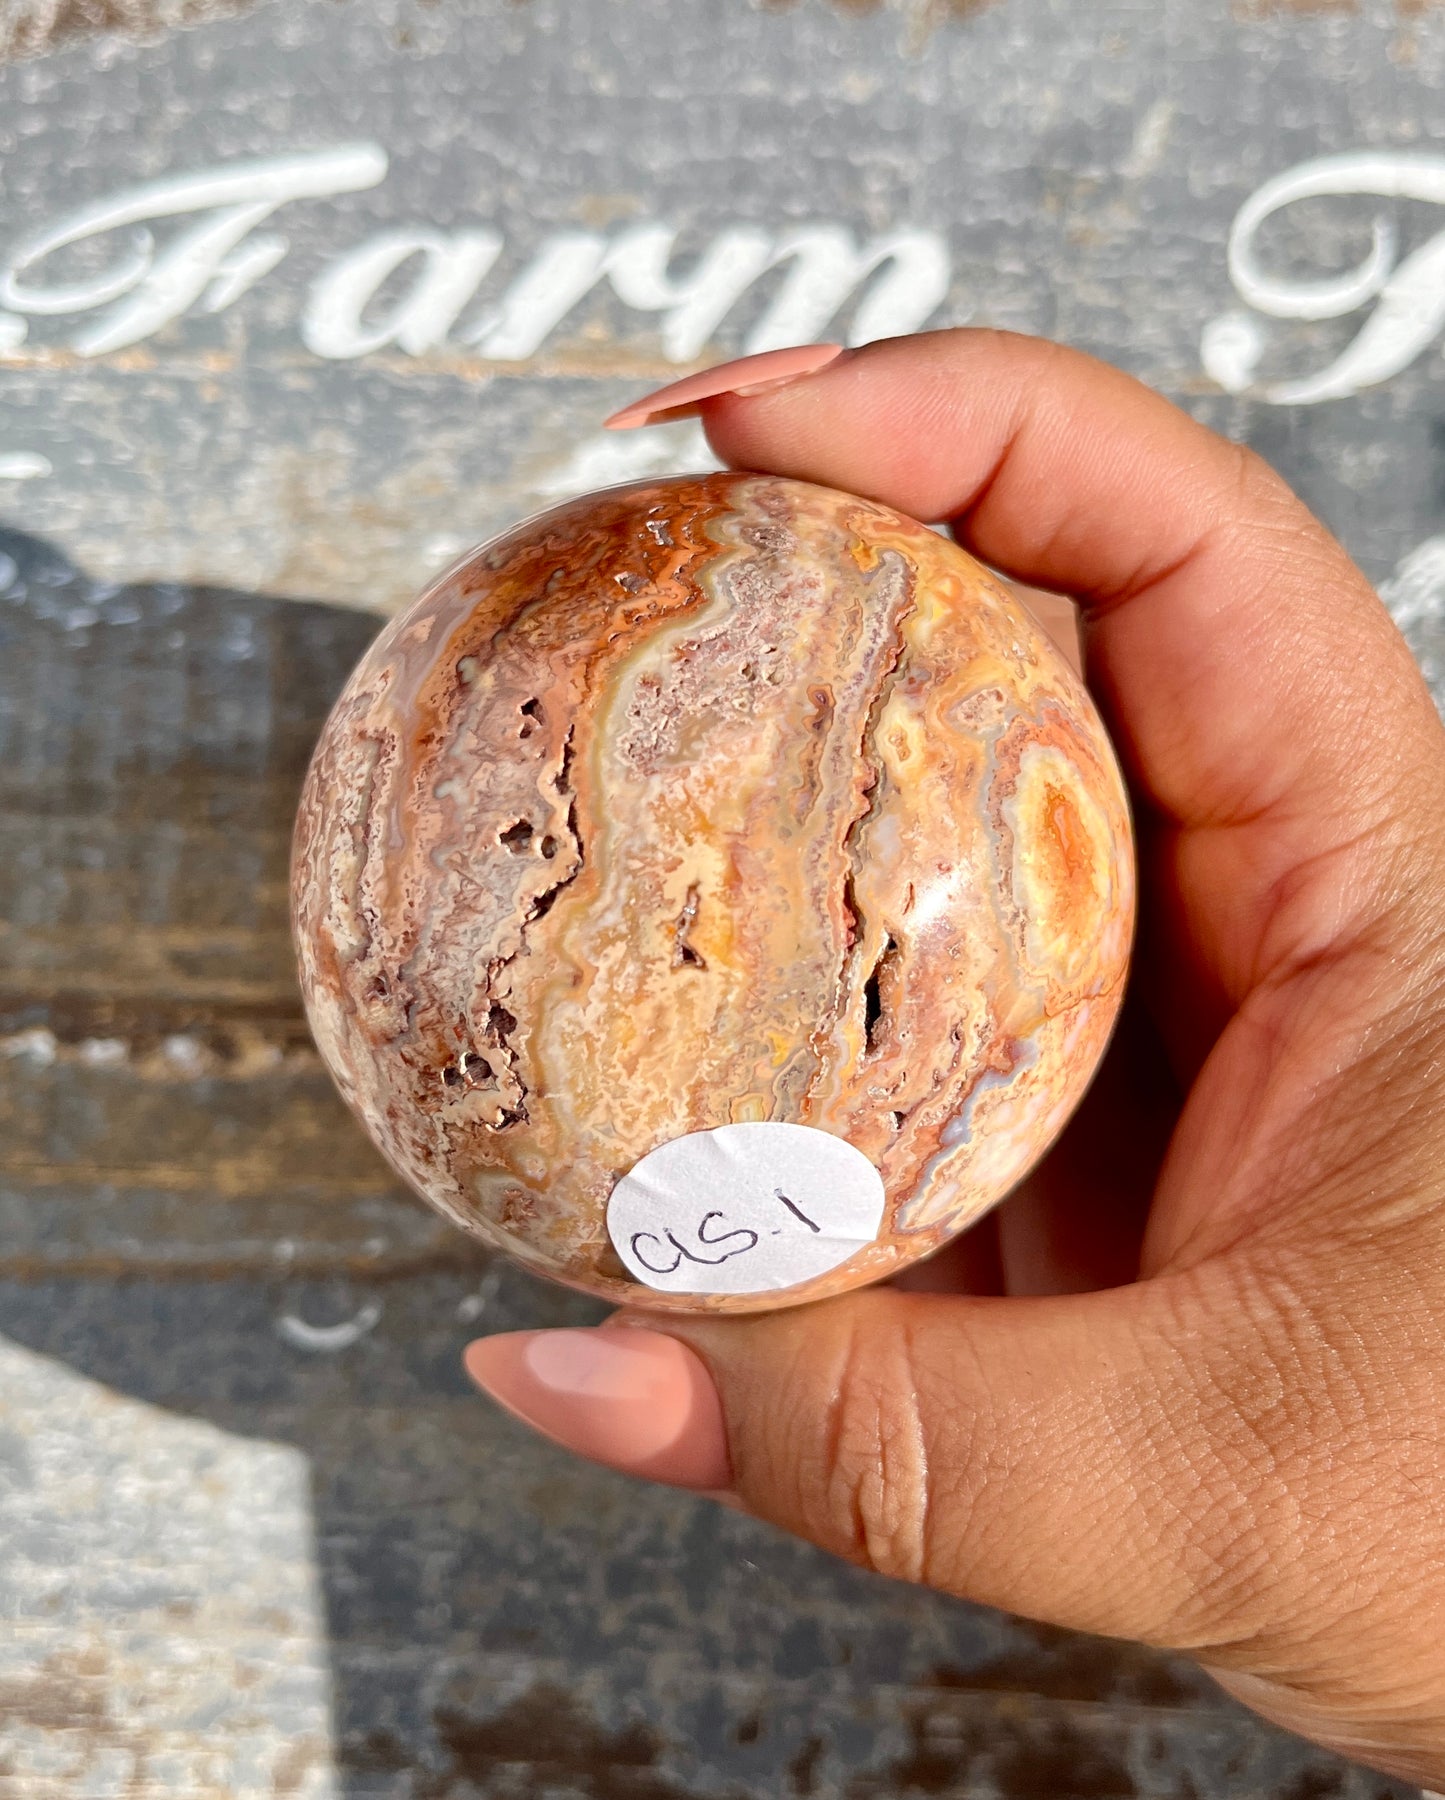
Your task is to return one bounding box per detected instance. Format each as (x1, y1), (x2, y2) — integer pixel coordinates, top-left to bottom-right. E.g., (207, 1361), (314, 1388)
(0, 530), (472, 1278)
(0, 1268), (1419, 1800)
(1, 0), (1441, 1793)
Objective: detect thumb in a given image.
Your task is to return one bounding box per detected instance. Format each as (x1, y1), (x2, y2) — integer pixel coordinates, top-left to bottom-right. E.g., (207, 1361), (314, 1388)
(465, 1266), (1287, 1655)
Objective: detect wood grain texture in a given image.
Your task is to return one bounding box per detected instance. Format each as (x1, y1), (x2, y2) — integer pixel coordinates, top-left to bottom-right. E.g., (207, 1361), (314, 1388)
(0, 527), (465, 1278)
(1, 0), (1436, 1790)
(0, 495), (1411, 1800)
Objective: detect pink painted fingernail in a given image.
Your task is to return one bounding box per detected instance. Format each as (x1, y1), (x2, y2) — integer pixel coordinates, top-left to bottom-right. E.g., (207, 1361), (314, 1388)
(603, 343), (846, 429)
(464, 1326), (733, 1491)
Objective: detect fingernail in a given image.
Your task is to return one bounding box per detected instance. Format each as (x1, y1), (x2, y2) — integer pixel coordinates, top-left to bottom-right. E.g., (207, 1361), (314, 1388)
(603, 343), (846, 430)
(464, 1326), (733, 1491)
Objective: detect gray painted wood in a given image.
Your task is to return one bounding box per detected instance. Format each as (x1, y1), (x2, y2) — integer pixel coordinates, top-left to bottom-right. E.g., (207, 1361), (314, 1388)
(0, 1), (1440, 1793)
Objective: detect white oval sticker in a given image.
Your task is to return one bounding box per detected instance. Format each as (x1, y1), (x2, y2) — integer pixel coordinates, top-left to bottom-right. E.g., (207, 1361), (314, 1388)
(607, 1122), (886, 1297)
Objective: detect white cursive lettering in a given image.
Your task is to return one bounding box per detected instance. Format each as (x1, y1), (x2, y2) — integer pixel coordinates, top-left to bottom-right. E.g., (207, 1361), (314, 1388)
(460, 220), (951, 363)
(0, 148), (954, 367)
(0, 146), (389, 357)
(302, 227), (503, 358)
(1202, 150), (1445, 405)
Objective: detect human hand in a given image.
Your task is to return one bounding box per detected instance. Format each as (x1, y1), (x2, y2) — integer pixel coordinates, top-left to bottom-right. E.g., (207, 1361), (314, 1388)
(466, 330), (1445, 1786)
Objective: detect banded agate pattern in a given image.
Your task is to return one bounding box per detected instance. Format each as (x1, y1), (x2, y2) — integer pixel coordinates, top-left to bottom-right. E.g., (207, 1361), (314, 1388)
(292, 474), (1134, 1312)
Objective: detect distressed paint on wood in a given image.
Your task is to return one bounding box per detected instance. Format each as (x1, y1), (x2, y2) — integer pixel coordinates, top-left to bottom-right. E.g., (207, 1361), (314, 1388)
(2, 0), (1442, 1793)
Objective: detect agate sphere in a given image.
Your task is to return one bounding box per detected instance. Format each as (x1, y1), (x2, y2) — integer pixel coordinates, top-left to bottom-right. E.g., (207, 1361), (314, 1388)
(292, 473), (1134, 1312)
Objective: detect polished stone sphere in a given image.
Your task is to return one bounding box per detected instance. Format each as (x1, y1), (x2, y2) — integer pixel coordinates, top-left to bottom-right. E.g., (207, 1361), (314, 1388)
(292, 473), (1134, 1313)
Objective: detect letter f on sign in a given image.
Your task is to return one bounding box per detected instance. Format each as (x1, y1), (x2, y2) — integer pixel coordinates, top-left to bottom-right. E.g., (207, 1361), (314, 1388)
(0, 145), (388, 357)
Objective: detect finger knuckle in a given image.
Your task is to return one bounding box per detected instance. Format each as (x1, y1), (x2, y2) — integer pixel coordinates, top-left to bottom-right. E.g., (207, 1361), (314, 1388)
(1216, 440), (1336, 570)
(796, 1310), (955, 1585)
(1217, 438), (1289, 516)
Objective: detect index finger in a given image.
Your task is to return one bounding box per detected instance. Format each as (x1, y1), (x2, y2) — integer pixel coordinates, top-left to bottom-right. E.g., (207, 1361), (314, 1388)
(698, 328), (1445, 1004)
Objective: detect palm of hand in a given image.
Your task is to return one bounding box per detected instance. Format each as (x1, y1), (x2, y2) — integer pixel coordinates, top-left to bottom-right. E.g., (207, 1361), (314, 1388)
(694, 333), (1445, 1781)
(468, 331), (1445, 1788)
